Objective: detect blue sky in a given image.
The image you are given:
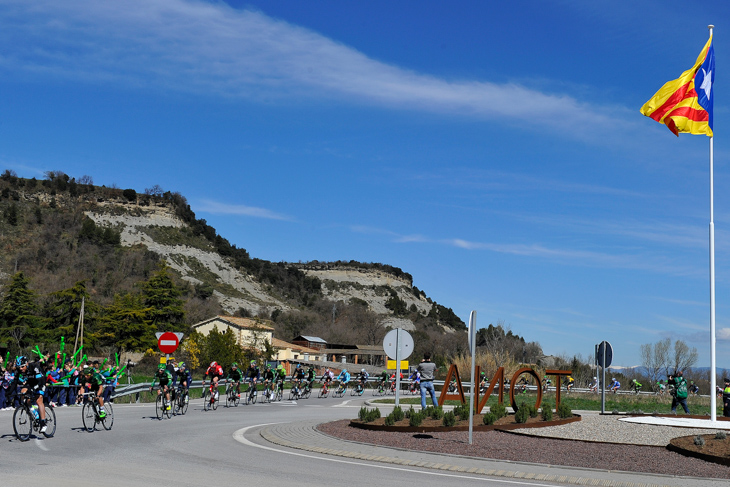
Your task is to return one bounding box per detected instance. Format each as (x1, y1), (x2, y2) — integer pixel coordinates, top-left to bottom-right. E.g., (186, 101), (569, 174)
(1, 0), (730, 368)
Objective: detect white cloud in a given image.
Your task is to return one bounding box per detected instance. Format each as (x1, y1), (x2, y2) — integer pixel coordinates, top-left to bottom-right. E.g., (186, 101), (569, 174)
(718, 328), (730, 341)
(196, 199), (291, 221)
(0, 0), (635, 141)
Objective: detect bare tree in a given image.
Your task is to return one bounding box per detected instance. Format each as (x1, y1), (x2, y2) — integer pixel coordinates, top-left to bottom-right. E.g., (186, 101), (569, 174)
(671, 339), (698, 374)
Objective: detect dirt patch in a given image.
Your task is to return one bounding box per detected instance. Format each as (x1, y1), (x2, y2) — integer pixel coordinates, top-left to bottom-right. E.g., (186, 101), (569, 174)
(351, 412), (576, 432)
(669, 434), (730, 466)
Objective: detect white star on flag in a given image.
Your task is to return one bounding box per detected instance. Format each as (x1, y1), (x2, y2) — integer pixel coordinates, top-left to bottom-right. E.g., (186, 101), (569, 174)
(699, 67), (712, 99)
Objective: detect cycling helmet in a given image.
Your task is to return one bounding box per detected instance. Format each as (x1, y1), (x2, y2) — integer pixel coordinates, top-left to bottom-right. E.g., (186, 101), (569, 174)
(593, 377), (597, 380)
(342, 369), (347, 374)
(231, 362), (238, 367)
(361, 368), (366, 373)
(266, 364), (271, 370)
(612, 378), (616, 381)
(158, 363), (166, 370)
(250, 360), (256, 365)
(178, 362), (185, 368)
(210, 361), (217, 367)
(296, 364), (302, 369)
(16, 356), (28, 367)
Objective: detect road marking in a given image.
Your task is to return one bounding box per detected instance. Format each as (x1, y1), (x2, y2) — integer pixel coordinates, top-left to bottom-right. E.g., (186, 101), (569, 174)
(233, 424), (555, 486)
(34, 438), (49, 451)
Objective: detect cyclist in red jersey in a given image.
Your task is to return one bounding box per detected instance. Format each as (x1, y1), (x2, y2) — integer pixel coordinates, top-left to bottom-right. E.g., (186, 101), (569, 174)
(202, 361), (224, 402)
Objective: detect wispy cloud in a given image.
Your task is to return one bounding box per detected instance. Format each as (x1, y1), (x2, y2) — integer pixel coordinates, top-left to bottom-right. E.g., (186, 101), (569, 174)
(196, 199), (292, 221)
(0, 0), (638, 142)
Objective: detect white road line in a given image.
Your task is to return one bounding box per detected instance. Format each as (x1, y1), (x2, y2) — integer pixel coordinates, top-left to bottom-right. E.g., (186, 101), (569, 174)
(232, 423), (554, 487)
(35, 438), (49, 451)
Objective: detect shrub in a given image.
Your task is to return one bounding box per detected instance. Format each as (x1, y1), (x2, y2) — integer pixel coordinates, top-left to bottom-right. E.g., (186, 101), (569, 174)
(406, 407), (416, 419)
(443, 411), (456, 427)
(557, 403), (573, 419)
(694, 435), (706, 447)
(715, 431), (727, 440)
(358, 406), (369, 421)
(611, 409), (619, 415)
(490, 402), (507, 419)
(515, 406), (530, 424)
(384, 415), (395, 426)
(541, 407), (553, 421)
(409, 411), (424, 427)
(391, 405), (404, 422)
(358, 407), (381, 423)
(431, 406), (445, 420)
(483, 412), (497, 425)
(454, 403), (470, 420)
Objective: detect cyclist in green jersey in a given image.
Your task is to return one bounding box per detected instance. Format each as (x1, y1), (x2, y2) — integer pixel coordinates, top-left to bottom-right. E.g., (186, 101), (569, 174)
(83, 361), (108, 418)
(150, 364), (173, 411)
(226, 363), (243, 397)
(275, 364), (286, 395)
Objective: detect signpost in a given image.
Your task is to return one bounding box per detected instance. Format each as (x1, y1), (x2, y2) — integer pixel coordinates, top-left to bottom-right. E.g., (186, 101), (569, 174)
(596, 341), (613, 414)
(383, 328), (413, 407)
(467, 311), (477, 445)
(156, 332), (184, 363)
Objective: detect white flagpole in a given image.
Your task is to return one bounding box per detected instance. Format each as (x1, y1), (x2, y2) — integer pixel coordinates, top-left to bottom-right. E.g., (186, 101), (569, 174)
(708, 23), (717, 423)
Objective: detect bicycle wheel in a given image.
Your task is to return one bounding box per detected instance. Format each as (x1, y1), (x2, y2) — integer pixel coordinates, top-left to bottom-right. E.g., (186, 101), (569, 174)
(13, 406), (33, 441)
(179, 392), (189, 415)
(212, 392), (219, 410)
(225, 385), (233, 407)
(233, 388), (240, 407)
(156, 394), (165, 419)
(82, 402), (97, 431)
(302, 387), (311, 399)
(101, 403), (113, 430)
(203, 389), (211, 411)
(43, 406), (57, 437)
(276, 388), (282, 401)
(318, 387), (326, 398)
(164, 396), (172, 418)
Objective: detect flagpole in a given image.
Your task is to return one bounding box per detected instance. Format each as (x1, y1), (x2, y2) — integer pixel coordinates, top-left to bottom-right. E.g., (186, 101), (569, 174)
(708, 24), (717, 423)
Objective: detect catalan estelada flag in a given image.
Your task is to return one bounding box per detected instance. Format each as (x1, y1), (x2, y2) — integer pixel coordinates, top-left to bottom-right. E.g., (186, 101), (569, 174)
(640, 36), (714, 136)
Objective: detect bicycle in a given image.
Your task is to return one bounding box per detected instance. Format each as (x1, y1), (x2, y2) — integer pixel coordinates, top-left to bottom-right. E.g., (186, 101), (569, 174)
(225, 381), (240, 407)
(332, 382), (347, 398)
(245, 380), (258, 405)
(289, 380), (301, 400)
(81, 392), (114, 432)
(372, 380), (388, 396)
(13, 392), (56, 441)
(274, 379), (284, 402)
(409, 381), (420, 395)
(351, 380), (366, 396)
(174, 387), (189, 415)
(155, 386), (173, 419)
(300, 381), (312, 399)
(203, 384), (220, 411)
(261, 381), (275, 403)
(318, 380), (330, 398)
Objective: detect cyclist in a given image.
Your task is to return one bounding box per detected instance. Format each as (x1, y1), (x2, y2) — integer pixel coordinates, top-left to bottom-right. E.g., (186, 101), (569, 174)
(226, 363), (243, 398)
(336, 368), (351, 394)
(355, 368), (369, 394)
(688, 381), (700, 396)
(409, 369), (421, 393)
(101, 362), (118, 404)
(542, 377), (552, 392)
(609, 377), (621, 393)
(631, 378), (642, 394)
(656, 379), (666, 395)
(565, 376), (574, 393)
(15, 356), (49, 433)
(588, 377), (598, 393)
(322, 367), (335, 385)
(291, 364), (305, 396)
(149, 363), (173, 411)
(177, 362), (192, 402)
(306, 366), (316, 389)
(377, 369), (389, 389)
(262, 364), (275, 400)
(203, 361), (224, 403)
(274, 364), (286, 397)
(245, 360), (260, 400)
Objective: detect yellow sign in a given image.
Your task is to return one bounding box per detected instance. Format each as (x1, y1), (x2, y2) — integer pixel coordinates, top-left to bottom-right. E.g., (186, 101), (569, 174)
(387, 360), (409, 370)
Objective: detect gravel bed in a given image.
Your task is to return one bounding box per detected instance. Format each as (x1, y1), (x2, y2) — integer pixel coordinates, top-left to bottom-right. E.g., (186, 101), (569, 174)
(512, 414), (724, 446)
(317, 418), (730, 479)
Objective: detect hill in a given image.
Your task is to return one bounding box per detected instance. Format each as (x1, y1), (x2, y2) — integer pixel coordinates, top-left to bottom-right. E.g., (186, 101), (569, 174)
(0, 170), (465, 358)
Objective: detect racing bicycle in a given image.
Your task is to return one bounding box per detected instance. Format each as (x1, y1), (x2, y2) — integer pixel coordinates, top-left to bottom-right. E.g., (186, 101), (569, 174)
(13, 392), (56, 441)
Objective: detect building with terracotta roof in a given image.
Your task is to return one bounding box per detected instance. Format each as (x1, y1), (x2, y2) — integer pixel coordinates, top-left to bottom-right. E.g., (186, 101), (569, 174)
(192, 315), (274, 351)
(271, 337), (325, 362)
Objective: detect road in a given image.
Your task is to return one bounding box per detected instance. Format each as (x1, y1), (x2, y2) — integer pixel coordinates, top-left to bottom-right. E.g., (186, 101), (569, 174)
(0, 391), (706, 487)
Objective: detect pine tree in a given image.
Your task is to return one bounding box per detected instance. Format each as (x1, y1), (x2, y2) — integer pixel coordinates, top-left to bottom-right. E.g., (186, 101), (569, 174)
(141, 262), (186, 333)
(0, 272), (44, 353)
(97, 293), (155, 354)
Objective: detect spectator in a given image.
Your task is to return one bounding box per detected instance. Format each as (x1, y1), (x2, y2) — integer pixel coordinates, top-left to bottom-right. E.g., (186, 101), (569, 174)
(668, 370), (690, 414)
(722, 378), (730, 417)
(416, 352), (437, 410)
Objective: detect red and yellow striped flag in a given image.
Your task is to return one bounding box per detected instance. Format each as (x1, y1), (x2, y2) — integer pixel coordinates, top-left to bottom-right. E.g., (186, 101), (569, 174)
(640, 36), (714, 137)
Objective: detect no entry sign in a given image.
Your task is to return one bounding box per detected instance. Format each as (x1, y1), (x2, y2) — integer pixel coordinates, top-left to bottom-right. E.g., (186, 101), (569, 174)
(157, 332), (180, 354)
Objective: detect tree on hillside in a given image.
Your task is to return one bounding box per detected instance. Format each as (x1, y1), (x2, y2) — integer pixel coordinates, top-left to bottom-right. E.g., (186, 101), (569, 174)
(44, 280), (99, 343)
(141, 262), (186, 333)
(97, 292), (155, 354)
(0, 272), (45, 353)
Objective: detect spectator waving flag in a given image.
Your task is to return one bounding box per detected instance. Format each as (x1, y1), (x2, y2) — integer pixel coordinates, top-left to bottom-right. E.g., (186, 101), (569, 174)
(640, 35), (714, 136)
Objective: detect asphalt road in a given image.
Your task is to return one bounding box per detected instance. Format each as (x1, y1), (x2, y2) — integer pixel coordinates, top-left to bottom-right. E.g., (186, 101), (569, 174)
(0, 391), (693, 487)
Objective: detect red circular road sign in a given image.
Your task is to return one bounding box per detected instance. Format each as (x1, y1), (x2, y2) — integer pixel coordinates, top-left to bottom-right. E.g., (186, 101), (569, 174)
(158, 332), (180, 354)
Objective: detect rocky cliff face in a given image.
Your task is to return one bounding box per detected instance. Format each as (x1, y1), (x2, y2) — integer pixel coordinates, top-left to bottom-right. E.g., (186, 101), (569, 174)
(85, 205), (438, 331)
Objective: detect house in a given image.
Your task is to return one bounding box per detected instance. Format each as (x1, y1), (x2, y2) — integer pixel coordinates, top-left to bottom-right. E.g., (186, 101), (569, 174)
(192, 316), (274, 351)
(292, 335), (327, 351)
(271, 337), (325, 362)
